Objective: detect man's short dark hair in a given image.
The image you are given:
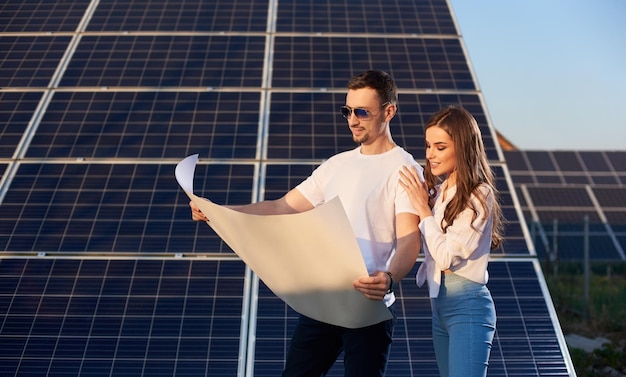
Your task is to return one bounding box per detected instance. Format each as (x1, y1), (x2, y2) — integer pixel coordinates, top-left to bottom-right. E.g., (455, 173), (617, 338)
(347, 70), (398, 106)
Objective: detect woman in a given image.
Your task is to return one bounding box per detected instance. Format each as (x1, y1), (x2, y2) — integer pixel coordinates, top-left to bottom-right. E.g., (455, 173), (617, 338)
(399, 105), (504, 377)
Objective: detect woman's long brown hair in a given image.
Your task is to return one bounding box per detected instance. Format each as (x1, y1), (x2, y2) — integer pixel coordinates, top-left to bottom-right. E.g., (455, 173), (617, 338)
(423, 106), (504, 249)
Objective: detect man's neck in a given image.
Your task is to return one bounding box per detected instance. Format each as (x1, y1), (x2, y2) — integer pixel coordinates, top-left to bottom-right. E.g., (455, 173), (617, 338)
(360, 140), (397, 155)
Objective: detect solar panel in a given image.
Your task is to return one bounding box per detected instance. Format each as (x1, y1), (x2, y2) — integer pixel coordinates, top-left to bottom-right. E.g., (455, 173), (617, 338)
(0, 1), (87, 33)
(0, 162), (254, 254)
(60, 35), (266, 88)
(579, 151), (612, 172)
(594, 187), (626, 207)
(503, 150), (625, 260)
(272, 37), (474, 91)
(0, 258), (248, 377)
(26, 91), (261, 159)
(606, 151), (626, 171)
(87, 0), (269, 32)
(0, 92), (44, 158)
(252, 260), (572, 377)
(552, 151), (584, 172)
(0, 0), (580, 376)
(524, 151), (557, 172)
(276, 0), (456, 34)
(0, 36), (71, 88)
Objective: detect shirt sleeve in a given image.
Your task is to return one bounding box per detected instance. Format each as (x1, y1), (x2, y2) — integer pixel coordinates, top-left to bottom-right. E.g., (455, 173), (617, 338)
(295, 162), (327, 207)
(395, 162), (423, 216)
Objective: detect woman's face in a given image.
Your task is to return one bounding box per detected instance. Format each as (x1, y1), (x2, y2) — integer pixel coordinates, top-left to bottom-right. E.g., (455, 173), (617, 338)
(425, 125), (457, 184)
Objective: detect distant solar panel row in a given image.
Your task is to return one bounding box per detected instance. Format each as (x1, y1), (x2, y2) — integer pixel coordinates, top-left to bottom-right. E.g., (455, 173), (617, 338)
(505, 151), (626, 261)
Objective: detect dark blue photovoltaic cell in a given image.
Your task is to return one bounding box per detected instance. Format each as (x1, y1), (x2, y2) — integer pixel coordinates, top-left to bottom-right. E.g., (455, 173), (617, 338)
(26, 91), (260, 159)
(593, 187), (626, 208)
(524, 151), (557, 172)
(606, 151), (626, 171)
(253, 260), (571, 377)
(552, 151), (584, 172)
(527, 187), (593, 207)
(579, 151), (612, 172)
(0, 0), (88, 32)
(267, 92), (499, 162)
(59, 35), (266, 88)
(503, 151), (530, 171)
(0, 92), (43, 158)
(272, 37), (473, 91)
(276, 0), (456, 34)
(0, 163), (254, 254)
(0, 258), (247, 377)
(263, 164), (317, 201)
(88, 0), (269, 32)
(0, 36), (71, 87)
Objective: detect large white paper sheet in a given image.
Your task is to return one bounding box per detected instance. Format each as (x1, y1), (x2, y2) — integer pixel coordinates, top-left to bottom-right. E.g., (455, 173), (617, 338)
(176, 154), (392, 328)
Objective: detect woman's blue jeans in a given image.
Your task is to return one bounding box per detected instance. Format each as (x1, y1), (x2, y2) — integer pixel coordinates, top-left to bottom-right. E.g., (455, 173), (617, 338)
(431, 272), (496, 377)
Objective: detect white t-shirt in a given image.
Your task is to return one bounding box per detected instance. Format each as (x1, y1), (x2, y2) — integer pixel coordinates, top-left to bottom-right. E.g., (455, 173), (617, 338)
(296, 146), (422, 305)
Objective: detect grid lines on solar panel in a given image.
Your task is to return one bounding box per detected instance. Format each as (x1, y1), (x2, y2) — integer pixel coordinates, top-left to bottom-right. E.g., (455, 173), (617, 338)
(521, 185), (623, 260)
(606, 151), (626, 171)
(0, 36), (71, 88)
(263, 164), (316, 201)
(59, 35), (265, 88)
(0, 258), (247, 377)
(593, 187), (626, 208)
(271, 37), (474, 91)
(0, 163), (254, 254)
(552, 151), (584, 172)
(527, 186), (593, 207)
(25, 91), (261, 159)
(0, 0), (88, 33)
(492, 166), (529, 254)
(579, 151), (612, 172)
(87, 0), (269, 32)
(0, 92), (43, 158)
(524, 151), (557, 172)
(275, 0), (456, 34)
(252, 260), (571, 376)
(267, 93), (498, 162)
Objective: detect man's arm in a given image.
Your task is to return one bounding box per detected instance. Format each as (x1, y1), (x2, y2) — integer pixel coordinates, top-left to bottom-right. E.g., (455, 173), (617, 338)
(190, 188), (314, 221)
(353, 212), (421, 300)
(387, 212), (421, 281)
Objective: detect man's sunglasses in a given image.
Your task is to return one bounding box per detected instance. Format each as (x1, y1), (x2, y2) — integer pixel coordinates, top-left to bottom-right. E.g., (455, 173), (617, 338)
(340, 102), (391, 120)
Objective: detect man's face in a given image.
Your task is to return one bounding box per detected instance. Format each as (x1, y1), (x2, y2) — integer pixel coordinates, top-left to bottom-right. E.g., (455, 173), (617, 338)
(344, 88), (389, 145)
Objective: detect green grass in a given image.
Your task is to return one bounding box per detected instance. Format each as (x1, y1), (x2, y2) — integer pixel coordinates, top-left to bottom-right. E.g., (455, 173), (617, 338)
(542, 262), (626, 377)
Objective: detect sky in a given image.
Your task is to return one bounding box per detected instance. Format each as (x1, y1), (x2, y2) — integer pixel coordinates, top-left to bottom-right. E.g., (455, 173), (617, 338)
(448, 0), (626, 151)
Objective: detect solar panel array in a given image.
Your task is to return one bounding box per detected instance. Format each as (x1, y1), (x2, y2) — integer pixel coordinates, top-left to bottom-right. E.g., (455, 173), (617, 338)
(0, 0), (574, 376)
(505, 150), (626, 261)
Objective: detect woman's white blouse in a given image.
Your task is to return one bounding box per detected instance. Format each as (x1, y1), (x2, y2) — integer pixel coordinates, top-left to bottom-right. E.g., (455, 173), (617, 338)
(416, 183), (494, 298)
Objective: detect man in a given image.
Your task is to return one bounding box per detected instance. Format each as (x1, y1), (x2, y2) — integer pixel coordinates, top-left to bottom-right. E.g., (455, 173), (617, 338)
(190, 70), (422, 376)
